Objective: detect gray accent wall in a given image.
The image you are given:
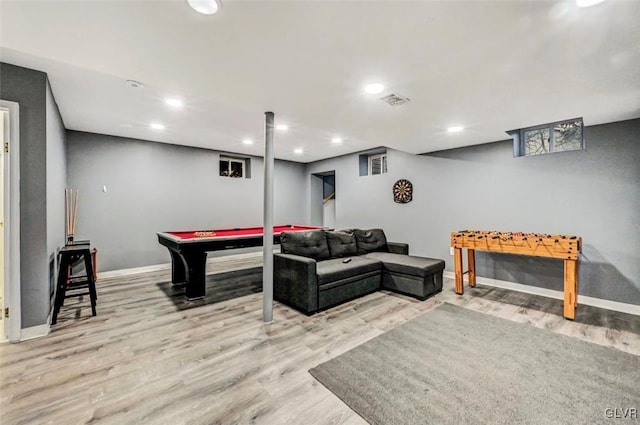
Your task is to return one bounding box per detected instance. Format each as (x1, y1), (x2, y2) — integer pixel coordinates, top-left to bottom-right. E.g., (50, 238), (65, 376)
(46, 80), (67, 261)
(0, 62), (49, 327)
(66, 131), (308, 271)
(306, 119), (640, 306)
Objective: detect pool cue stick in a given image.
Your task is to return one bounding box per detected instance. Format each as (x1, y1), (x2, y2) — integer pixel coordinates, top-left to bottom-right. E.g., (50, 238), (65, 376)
(72, 190), (78, 239)
(69, 190), (72, 239)
(65, 189), (70, 241)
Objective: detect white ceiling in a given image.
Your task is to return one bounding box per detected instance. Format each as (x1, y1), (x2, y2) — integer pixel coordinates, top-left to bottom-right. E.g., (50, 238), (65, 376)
(1, 0), (639, 163)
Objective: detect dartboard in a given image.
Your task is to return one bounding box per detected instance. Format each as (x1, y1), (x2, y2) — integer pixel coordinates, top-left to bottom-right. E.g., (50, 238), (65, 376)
(393, 179), (413, 204)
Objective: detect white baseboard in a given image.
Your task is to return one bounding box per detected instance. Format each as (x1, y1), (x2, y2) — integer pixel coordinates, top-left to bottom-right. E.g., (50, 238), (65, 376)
(98, 263), (171, 279)
(443, 271), (640, 316)
(98, 251), (265, 279)
(20, 323), (50, 341)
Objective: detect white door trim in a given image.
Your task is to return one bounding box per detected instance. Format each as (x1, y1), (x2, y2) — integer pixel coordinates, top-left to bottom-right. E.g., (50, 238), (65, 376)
(0, 100), (22, 342)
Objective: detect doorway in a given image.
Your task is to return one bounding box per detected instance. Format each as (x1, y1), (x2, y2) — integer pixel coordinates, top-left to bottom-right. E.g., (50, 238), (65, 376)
(311, 171), (336, 229)
(0, 100), (21, 342)
(0, 109), (5, 342)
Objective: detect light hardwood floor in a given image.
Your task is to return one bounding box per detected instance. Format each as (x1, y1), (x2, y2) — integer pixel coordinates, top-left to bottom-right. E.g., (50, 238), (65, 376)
(1, 254), (639, 425)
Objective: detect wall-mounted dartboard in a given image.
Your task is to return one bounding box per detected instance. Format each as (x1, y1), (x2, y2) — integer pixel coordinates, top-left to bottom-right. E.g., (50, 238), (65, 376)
(393, 179), (413, 204)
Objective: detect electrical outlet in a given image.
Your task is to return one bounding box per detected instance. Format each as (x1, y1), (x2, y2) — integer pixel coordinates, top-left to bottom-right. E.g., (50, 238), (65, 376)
(449, 247), (454, 256)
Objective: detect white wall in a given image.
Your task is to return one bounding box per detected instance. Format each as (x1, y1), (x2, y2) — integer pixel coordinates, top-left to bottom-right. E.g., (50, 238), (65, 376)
(323, 199), (336, 229)
(309, 174), (323, 226)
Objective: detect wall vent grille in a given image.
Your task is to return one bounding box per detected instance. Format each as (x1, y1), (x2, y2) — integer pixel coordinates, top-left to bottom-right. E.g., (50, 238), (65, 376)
(380, 93), (410, 106)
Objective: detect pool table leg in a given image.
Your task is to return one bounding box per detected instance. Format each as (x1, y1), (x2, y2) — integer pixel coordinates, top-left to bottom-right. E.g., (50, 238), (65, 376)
(169, 250), (186, 284)
(183, 251), (207, 300)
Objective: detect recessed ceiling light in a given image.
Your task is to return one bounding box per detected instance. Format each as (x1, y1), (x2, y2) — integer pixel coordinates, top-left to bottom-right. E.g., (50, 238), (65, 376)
(187, 0), (222, 15)
(276, 124), (288, 131)
(150, 123), (165, 131)
(576, 0), (606, 7)
(242, 139), (253, 145)
(364, 83), (385, 94)
(294, 148), (303, 154)
(332, 137), (343, 144)
(165, 98), (184, 108)
(447, 126), (464, 133)
(125, 80), (144, 89)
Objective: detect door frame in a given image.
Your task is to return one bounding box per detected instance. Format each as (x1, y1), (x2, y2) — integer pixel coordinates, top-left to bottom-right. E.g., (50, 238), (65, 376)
(0, 100), (22, 342)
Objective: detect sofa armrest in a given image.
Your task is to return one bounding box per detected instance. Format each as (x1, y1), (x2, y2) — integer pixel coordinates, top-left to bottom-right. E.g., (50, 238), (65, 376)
(387, 242), (409, 255)
(274, 253), (319, 314)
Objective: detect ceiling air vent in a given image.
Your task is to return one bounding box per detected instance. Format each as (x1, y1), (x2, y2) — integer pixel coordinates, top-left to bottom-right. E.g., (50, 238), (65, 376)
(379, 93), (410, 106)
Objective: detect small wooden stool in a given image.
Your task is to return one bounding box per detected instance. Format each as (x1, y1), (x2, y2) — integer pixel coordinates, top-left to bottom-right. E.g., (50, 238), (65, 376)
(52, 244), (98, 325)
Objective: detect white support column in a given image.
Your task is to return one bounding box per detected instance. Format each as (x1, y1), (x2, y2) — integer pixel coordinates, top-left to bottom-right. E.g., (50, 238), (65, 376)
(262, 111), (275, 322)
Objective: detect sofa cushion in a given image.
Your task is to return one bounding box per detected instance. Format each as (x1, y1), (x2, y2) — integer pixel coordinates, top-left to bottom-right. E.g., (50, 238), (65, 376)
(325, 231), (358, 258)
(354, 229), (388, 254)
(362, 252), (445, 277)
(280, 230), (330, 261)
(316, 257), (382, 285)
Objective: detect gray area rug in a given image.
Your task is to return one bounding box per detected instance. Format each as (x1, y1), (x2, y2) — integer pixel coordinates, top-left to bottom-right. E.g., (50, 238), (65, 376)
(309, 303), (639, 425)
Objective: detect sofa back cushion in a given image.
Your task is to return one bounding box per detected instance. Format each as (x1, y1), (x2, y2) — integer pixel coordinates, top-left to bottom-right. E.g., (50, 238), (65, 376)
(280, 230), (330, 261)
(354, 229), (388, 254)
(325, 230), (358, 258)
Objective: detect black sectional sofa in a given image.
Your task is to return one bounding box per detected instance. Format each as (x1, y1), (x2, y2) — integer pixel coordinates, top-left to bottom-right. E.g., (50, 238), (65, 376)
(274, 228), (445, 314)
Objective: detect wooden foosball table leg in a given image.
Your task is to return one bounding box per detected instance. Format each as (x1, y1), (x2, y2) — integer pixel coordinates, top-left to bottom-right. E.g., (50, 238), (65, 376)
(563, 259), (578, 320)
(454, 248), (464, 294)
(467, 249), (476, 287)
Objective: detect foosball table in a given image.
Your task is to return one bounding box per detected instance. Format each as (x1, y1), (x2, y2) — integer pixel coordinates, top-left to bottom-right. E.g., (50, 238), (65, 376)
(451, 230), (582, 320)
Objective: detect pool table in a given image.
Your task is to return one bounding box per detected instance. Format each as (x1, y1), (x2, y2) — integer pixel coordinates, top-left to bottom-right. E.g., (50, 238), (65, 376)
(157, 224), (323, 299)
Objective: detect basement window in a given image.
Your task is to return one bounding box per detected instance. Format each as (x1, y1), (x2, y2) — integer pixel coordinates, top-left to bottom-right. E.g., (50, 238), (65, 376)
(509, 118), (584, 157)
(369, 154), (387, 175)
(219, 155), (251, 178)
(359, 149), (388, 176)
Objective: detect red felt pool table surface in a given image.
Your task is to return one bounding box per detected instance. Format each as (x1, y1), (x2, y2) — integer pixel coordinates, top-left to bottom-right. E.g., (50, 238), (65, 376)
(166, 224), (322, 240)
